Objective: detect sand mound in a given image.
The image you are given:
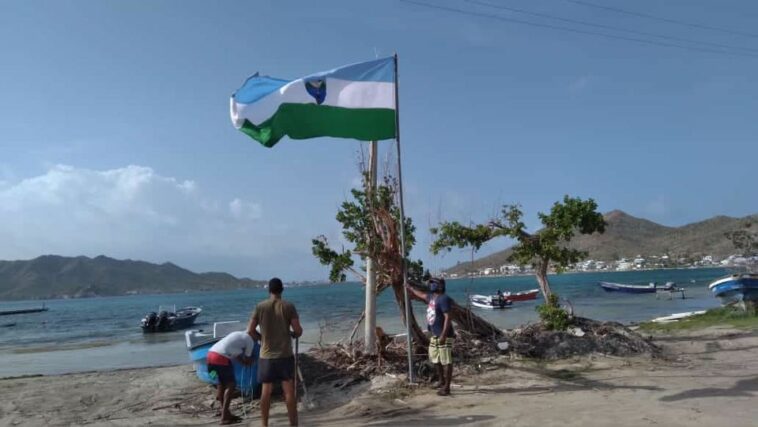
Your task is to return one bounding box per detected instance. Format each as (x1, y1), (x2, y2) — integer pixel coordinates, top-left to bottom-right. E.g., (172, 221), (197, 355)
(503, 317), (660, 359)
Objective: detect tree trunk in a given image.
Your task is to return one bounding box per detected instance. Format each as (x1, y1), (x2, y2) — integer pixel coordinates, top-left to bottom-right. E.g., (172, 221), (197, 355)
(535, 258), (553, 302)
(390, 281), (428, 347)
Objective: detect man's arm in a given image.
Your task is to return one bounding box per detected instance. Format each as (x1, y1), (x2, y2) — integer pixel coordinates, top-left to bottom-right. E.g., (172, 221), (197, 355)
(290, 316), (303, 338)
(404, 283), (427, 302)
(238, 337), (255, 365)
(247, 313), (261, 341)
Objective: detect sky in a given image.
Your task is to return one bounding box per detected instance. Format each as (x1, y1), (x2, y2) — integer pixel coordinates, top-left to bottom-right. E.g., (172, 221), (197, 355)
(1, 0), (757, 280)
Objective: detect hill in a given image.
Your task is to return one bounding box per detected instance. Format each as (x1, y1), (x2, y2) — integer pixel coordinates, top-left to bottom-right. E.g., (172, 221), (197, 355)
(445, 210), (757, 275)
(0, 255), (266, 300)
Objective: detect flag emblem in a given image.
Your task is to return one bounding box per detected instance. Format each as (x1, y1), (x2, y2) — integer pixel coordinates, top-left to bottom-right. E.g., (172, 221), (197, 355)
(304, 79), (327, 105)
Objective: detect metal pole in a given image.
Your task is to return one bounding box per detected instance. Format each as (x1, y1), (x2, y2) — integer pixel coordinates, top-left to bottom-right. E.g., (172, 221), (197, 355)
(393, 53), (415, 383)
(364, 141), (378, 354)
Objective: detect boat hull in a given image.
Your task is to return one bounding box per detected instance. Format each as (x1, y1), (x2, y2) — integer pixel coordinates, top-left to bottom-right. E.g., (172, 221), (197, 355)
(599, 282), (657, 293)
(470, 295), (512, 310)
(708, 274), (758, 305)
(186, 336), (261, 396)
(505, 289), (539, 302)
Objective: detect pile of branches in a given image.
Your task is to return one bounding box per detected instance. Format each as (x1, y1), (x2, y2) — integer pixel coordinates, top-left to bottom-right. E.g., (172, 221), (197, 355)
(301, 328), (504, 388)
(503, 317), (660, 359)
(300, 341), (412, 385)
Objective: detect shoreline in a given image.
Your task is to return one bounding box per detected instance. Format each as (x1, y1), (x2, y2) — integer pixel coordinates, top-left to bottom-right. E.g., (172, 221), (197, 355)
(0, 267), (732, 303)
(446, 265), (731, 281)
(3, 325), (757, 426)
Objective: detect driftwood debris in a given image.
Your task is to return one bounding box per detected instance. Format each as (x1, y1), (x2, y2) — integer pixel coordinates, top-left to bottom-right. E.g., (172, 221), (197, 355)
(502, 317), (661, 359)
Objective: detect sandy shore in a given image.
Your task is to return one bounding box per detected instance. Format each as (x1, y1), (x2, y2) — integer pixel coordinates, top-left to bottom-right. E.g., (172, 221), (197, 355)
(2, 326), (757, 426)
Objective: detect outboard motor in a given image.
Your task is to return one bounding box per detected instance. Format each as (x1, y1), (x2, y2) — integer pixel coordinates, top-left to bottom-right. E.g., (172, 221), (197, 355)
(146, 312), (158, 329)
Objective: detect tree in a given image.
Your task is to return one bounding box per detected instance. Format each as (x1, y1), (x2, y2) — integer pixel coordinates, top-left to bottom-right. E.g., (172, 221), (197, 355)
(312, 171), (502, 347)
(431, 196), (607, 303)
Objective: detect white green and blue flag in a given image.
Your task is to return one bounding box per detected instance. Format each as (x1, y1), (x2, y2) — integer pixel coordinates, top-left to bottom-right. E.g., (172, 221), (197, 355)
(230, 57), (396, 147)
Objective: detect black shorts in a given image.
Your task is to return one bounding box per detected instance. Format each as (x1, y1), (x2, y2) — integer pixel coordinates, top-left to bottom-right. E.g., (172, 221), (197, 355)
(208, 363), (236, 385)
(257, 357), (295, 383)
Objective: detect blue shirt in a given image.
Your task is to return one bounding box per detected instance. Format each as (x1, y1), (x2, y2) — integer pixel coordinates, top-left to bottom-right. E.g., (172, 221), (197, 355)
(426, 293), (454, 338)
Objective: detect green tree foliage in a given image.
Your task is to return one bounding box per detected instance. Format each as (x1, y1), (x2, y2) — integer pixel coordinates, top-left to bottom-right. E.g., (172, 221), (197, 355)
(311, 173), (424, 286)
(431, 196), (607, 300)
(536, 293), (571, 331)
(311, 171), (503, 342)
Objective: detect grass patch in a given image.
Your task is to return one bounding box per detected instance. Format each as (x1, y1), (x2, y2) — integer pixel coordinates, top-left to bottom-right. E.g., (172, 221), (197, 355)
(639, 307), (758, 332)
(544, 369), (581, 381)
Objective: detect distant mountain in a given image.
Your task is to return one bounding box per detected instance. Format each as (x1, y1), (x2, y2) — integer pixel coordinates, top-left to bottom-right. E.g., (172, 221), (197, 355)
(0, 255), (266, 300)
(444, 210), (757, 275)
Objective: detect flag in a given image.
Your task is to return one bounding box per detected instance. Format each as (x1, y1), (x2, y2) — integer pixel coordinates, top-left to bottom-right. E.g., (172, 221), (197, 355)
(230, 57), (396, 147)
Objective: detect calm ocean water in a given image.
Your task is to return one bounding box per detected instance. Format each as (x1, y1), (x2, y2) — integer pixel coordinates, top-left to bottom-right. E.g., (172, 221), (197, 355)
(0, 268), (729, 377)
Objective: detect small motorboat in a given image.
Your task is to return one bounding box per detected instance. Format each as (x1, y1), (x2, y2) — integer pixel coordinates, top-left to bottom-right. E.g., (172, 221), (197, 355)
(470, 294), (513, 309)
(185, 321), (261, 398)
(504, 289), (540, 302)
(599, 281), (657, 293)
(141, 305), (201, 333)
(708, 274), (758, 306)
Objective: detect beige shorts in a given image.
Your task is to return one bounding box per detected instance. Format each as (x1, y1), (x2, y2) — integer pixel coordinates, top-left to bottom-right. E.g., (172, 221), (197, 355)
(429, 336), (453, 365)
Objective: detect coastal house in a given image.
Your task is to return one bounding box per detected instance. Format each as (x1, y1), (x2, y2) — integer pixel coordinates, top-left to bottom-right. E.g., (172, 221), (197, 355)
(616, 258), (634, 271)
(633, 256), (646, 269)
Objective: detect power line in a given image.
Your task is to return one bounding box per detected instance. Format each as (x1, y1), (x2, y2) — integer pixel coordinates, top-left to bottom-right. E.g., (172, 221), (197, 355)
(467, 0), (758, 54)
(562, 0), (758, 39)
(400, 0), (758, 59)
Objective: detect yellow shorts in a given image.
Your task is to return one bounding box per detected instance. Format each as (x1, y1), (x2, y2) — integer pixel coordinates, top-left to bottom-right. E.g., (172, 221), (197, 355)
(429, 336), (453, 365)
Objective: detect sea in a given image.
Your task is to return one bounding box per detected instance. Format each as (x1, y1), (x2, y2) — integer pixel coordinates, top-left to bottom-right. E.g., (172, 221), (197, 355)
(0, 268), (730, 378)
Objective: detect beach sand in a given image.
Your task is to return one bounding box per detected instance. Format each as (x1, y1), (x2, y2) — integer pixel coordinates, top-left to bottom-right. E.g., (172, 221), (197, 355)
(2, 327), (757, 426)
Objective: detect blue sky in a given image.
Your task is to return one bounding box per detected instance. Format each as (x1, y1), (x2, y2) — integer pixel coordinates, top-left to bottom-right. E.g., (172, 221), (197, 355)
(1, 0), (757, 280)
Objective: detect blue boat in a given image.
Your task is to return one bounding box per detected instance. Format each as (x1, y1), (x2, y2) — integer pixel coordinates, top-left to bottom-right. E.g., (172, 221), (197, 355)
(185, 323), (261, 398)
(708, 274), (758, 305)
(599, 281), (657, 293)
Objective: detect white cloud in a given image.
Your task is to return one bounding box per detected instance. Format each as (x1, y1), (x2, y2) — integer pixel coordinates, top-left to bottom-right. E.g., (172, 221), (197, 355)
(229, 198), (262, 220)
(0, 165), (281, 274)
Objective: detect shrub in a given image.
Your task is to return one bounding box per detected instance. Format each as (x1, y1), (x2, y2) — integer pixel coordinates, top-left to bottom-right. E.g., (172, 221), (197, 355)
(536, 293), (571, 331)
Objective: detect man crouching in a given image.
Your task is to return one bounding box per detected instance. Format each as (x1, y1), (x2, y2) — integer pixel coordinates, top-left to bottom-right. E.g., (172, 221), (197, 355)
(207, 330), (255, 425)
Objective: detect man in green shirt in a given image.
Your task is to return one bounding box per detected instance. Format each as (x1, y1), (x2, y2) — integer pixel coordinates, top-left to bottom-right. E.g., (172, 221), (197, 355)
(248, 278), (303, 427)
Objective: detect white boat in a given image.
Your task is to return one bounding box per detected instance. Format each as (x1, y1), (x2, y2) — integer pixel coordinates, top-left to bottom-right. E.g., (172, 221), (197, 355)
(651, 311), (706, 323)
(470, 294), (513, 310)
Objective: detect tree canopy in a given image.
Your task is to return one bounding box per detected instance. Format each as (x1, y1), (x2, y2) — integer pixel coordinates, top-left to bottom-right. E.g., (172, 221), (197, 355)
(431, 195), (607, 300)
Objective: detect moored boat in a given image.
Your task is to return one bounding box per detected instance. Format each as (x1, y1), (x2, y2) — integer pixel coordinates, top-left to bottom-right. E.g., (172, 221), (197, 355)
(185, 321), (261, 398)
(0, 304), (48, 316)
(504, 289), (540, 302)
(470, 294), (513, 309)
(141, 305), (201, 332)
(599, 281), (657, 293)
(708, 274), (758, 306)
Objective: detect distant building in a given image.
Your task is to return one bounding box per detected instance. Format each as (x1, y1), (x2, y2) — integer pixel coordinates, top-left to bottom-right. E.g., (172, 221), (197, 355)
(616, 258), (634, 271)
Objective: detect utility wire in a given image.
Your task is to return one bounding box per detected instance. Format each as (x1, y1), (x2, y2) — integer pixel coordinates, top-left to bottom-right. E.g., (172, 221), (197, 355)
(400, 0), (758, 59)
(467, 0), (758, 54)
(561, 0), (758, 39)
